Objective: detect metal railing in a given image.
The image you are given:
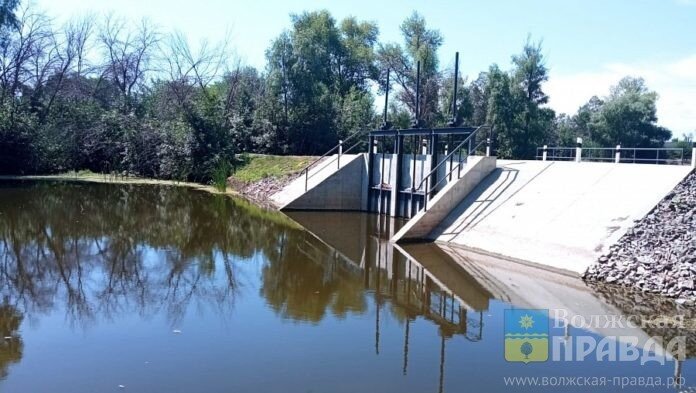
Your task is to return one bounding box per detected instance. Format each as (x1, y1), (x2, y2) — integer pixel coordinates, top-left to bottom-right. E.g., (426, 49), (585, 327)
(410, 125), (491, 212)
(535, 147), (576, 161)
(536, 146), (687, 165)
(300, 129), (368, 191)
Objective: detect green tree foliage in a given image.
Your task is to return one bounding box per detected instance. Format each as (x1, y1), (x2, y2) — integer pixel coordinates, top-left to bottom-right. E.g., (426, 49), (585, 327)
(263, 11), (378, 154)
(485, 38), (554, 159)
(0, 4), (678, 175)
(378, 12), (443, 127)
(550, 78), (671, 148)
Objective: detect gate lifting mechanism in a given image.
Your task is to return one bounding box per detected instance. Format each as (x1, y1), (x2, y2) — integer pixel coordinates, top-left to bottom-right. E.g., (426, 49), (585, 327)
(367, 52), (493, 218)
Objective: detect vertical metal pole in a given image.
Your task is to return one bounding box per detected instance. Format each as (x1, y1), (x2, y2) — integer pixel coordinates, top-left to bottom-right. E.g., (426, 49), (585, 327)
(458, 144), (462, 178)
(383, 69), (390, 126)
(424, 178), (429, 211)
(542, 145), (548, 161)
(367, 135), (376, 212)
(450, 52), (459, 125)
(394, 133), (404, 217)
(448, 134), (453, 181)
(411, 136), (417, 217)
(413, 61), (421, 128)
(338, 139), (343, 169)
(487, 138), (492, 157)
(575, 137), (583, 163)
(380, 138), (386, 214)
(304, 169), (308, 191)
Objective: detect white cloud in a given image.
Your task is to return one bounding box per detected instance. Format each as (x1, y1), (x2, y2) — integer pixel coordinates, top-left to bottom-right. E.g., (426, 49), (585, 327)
(546, 55), (696, 135)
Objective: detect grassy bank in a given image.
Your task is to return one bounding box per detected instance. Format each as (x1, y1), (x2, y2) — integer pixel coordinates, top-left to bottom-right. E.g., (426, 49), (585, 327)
(0, 154), (315, 207)
(231, 154), (316, 184)
(0, 169), (304, 229)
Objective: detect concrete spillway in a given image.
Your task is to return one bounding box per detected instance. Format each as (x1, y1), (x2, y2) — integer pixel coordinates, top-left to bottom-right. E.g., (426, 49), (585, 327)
(273, 153), (692, 275)
(430, 160), (693, 274)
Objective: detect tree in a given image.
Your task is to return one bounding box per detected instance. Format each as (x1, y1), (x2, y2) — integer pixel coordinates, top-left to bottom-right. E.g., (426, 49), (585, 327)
(552, 77), (672, 149)
(510, 37), (554, 158)
(0, 0), (19, 31)
(590, 77), (670, 147)
(484, 38), (554, 159)
(377, 12), (442, 127)
(98, 15), (159, 113)
(264, 10), (377, 154)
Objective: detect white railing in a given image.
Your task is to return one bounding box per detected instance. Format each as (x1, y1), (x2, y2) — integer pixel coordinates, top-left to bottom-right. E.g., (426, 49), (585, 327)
(536, 144), (694, 167)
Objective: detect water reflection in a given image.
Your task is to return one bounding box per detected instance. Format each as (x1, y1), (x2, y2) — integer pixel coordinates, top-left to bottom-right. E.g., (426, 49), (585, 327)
(0, 181), (270, 327)
(0, 304), (22, 379)
(0, 180), (693, 392)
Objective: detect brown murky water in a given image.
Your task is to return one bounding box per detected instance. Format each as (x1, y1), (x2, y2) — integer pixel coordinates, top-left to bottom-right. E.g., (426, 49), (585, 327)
(0, 180), (693, 392)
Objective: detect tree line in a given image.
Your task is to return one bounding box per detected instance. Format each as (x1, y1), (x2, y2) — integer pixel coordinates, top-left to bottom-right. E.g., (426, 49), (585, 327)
(0, 3), (677, 181)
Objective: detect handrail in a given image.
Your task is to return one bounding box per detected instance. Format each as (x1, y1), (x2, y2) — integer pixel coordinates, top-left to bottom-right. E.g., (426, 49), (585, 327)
(536, 146), (686, 165)
(411, 125), (491, 212)
(301, 128), (369, 191)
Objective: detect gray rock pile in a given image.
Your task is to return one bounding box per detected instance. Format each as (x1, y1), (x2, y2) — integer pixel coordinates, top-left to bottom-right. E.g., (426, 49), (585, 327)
(584, 170), (696, 302)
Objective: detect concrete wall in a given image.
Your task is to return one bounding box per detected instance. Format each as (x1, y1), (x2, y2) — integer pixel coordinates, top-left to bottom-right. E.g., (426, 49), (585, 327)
(432, 160), (693, 275)
(392, 156), (497, 242)
(281, 153), (368, 211)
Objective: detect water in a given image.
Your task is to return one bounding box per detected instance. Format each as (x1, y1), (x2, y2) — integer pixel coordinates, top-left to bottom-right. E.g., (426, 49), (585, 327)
(0, 180), (693, 392)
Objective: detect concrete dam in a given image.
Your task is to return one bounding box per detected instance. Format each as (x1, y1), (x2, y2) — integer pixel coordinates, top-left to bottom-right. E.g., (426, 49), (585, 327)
(271, 134), (694, 275)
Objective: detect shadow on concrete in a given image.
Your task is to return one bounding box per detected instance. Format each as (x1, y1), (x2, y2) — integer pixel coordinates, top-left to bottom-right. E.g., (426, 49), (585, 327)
(432, 161), (556, 241)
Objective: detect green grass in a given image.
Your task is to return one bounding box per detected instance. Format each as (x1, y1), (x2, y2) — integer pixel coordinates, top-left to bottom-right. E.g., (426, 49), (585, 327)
(231, 154), (317, 183)
(212, 160), (232, 191)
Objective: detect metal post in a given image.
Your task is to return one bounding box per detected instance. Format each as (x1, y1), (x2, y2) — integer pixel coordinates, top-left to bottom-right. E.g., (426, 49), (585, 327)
(692, 142), (696, 169)
(457, 146), (462, 178)
(486, 138), (491, 157)
(421, 138), (428, 155)
(615, 144), (621, 163)
(373, 139), (378, 154)
(382, 69), (391, 130)
(367, 135), (376, 212)
(449, 52), (459, 126)
(542, 145), (548, 161)
(338, 139), (343, 168)
(575, 137), (583, 163)
(412, 61), (421, 128)
(410, 136), (417, 217)
(430, 131), (438, 194)
(448, 134), (454, 181)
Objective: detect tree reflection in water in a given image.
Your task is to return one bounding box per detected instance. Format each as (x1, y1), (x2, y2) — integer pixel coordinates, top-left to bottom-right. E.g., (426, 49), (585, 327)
(0, 180), (484, 390)
(0, 181), (309, 327)
(0, 304), (22, 379)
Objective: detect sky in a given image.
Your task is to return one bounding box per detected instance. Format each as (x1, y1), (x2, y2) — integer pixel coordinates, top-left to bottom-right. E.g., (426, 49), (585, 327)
(34, 0), (696, 135)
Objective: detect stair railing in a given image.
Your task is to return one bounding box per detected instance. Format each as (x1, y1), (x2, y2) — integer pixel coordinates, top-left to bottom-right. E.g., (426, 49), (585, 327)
(300, 129), (369, 192)
(410, 125), (491, 212)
